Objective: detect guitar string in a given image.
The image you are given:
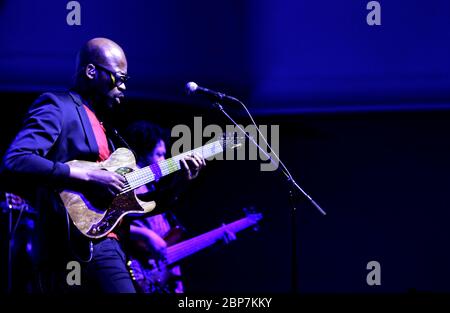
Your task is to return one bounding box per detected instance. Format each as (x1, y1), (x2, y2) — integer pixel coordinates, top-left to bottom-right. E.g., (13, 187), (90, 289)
(129, 219), (257, 285)
(124, 139), (223, 187)
(167, 219), (254, 264)
(122, 142), (218, 191)
(120, 141), (224, 193)
(121, 154), (184, 193)
(128, 221), (253, 292)
(121, 138), (230, 193)
(123, 136), (235, 191)
(167, 220), (254, 264)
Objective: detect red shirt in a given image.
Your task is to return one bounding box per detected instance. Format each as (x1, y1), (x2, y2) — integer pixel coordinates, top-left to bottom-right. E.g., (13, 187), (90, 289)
(83, 105), (111, 161)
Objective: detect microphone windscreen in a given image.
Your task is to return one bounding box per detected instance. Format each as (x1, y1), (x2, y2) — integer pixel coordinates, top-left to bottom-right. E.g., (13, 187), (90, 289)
(185, 82), (198, 94)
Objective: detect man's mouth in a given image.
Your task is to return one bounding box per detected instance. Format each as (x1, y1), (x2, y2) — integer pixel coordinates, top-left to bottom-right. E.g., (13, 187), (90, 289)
(114, 95), (124, 104)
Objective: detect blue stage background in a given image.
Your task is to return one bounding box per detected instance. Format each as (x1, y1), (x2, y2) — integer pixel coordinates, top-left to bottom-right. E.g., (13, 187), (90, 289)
(1, 0), (450, 293)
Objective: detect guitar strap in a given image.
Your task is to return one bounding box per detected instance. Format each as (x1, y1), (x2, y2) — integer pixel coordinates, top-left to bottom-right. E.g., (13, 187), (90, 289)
(104, 123), (137, 159)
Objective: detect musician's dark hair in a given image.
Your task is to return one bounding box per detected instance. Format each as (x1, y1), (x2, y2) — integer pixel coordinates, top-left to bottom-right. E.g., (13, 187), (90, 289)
(124, 120), (170, 164)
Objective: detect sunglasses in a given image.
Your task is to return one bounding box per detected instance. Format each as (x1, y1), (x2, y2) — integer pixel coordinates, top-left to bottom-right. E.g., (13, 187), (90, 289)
(94, 64), (130, 87)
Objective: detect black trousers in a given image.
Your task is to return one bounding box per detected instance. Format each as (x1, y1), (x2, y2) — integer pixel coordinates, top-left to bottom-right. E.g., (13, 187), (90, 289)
(85, 238), (136, 293)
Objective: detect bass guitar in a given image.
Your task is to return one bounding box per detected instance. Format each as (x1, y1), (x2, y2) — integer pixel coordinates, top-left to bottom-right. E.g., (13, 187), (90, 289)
(127, 210), (263, 293)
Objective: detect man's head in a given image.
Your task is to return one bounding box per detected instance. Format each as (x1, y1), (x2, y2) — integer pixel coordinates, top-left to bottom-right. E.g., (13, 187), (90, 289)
(75, 38), (129, 109)
(125, 121), (169, 167)
(149, 139), (166, 164)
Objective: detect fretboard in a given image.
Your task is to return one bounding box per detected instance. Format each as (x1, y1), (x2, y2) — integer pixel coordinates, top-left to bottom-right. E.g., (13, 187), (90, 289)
(166, 216), (259, 265)
(124, 140), (223, 191)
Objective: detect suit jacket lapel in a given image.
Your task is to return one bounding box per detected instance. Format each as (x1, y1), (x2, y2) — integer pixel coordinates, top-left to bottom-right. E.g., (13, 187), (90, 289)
(69, 91), (99, 155)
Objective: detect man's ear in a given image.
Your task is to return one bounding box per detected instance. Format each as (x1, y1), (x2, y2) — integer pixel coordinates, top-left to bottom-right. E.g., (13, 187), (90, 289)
(85, 64), (96, 80)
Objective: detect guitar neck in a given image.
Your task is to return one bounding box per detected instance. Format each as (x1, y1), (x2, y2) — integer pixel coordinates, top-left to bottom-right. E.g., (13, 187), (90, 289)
(124, 140), (224, 191)
(166, 217), (258, 265)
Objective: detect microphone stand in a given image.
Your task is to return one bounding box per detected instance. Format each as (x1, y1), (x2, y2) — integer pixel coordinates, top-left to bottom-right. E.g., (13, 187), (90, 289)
(8, 198), (13, 293)
(5, 193), (27, 294)
(210, 100), (326, 293)
(5, 193), (15, 294)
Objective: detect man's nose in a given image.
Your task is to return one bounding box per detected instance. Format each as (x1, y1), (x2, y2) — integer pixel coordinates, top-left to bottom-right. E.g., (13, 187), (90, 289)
(118, 82), (126, 91)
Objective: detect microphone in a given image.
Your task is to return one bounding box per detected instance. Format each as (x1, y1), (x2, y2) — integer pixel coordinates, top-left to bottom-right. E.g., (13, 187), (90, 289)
(185, 82), (239, 103)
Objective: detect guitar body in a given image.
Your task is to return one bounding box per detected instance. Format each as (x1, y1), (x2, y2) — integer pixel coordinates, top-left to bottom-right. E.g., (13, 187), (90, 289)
(128, 227), (184, 293)
(128, 258), (175, 293)
(60, 148), (157, 239)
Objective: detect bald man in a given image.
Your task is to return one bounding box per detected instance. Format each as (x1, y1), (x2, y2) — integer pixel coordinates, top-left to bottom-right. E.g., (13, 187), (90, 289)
(1, 38), (203, 293)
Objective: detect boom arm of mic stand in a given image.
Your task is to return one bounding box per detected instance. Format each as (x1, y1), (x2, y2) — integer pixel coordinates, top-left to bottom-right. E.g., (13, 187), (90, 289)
(212, 101), (326, 216)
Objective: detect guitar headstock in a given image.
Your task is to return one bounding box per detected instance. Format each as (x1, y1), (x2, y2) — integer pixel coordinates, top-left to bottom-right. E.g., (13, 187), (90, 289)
(243, 207), (263, 226)
(221, 132), (246, 150)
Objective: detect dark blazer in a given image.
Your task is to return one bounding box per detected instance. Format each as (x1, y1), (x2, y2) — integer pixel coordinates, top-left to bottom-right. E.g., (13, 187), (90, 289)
(3, 90), (102, 187)
(1, 90), (111, 290)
